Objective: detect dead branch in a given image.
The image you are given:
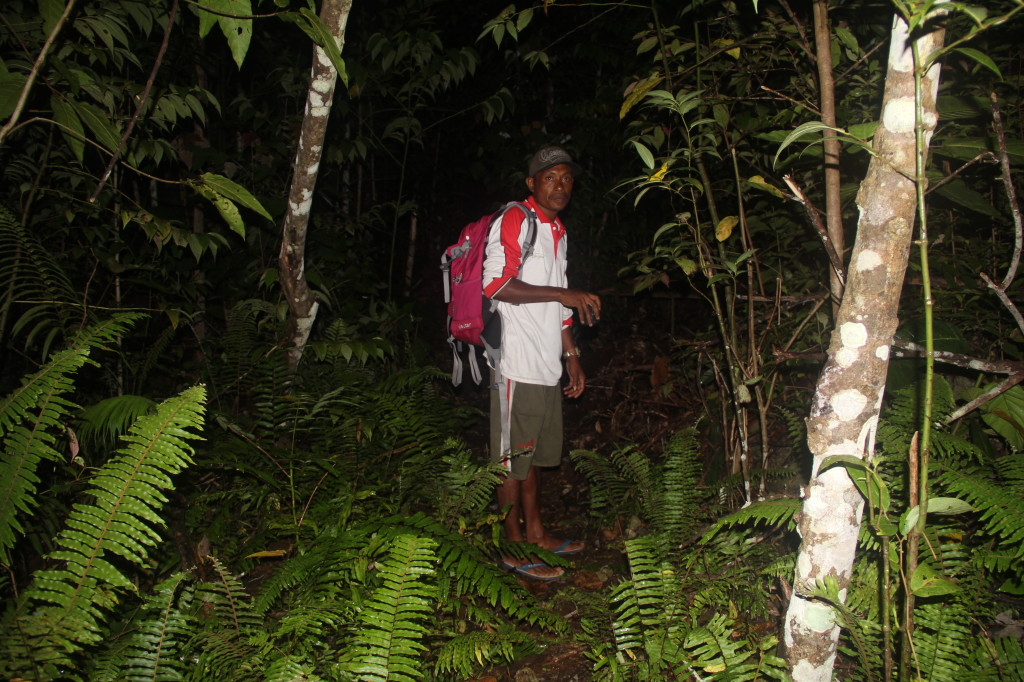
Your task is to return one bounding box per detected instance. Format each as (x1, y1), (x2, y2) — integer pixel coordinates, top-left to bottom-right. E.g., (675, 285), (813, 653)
(783, 174), (847, 290)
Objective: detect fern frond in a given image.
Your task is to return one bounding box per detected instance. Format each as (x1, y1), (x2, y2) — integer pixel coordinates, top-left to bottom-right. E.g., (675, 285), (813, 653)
(430, 439), (504, 527)
(90, 572), (193, 682)
(2, 384), (204, 675)
(570, 446), (637, 522)
(0, 314), (145, 558)
(434, 626), (537, 679)
(76, 394), (157, 454)
(609, 535), (683, 670)
(342, 534), (438, 682)
(964, 635), (1024, 681)
(913, 602), (975, 682)
(370, 512), (559, 629)
(936, 469), (1024, 565)
(262, 656), (323, 682)
(187, 556), (262, 681)
(657, 426), (706, 546)
(679, 612), (787, 680)
(0, 206), (80, 359)
(700, 497), (801, 543)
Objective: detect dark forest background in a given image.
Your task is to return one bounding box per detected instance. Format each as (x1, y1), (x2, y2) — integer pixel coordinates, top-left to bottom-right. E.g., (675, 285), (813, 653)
(2, 0), (1023, 679)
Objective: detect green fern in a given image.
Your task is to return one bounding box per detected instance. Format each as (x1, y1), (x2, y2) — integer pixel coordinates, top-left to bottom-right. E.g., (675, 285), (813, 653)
(935, 468), (1024, 573)
(913, 602), (976, 681)
(1, 384), (205, 678)
(965, 634), (1024, 681)
(700, 497), (801, 543)
(187, 556), (262, 681)
(434, 626), (538, 679)
(655, 427), (706, 547)
(570, 427), (713, 548)
(0, 313), (144, 560)
(76, 394), (158, 454)
(89, 572), (194, 681)
(601, 535), (788, 680)
(341, 534), (439, 682)
(0, 205), (80, 360)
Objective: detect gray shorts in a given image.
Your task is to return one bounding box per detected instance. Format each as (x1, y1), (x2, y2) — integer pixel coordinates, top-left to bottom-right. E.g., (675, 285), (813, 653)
(490, 377), (563, 481)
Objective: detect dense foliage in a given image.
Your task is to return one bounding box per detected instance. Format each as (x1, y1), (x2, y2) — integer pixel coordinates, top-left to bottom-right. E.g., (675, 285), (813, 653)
(1, 0), (1023, 679)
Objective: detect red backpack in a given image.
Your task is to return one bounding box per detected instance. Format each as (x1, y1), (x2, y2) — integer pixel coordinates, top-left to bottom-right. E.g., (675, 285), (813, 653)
(441, 202), (538, 385)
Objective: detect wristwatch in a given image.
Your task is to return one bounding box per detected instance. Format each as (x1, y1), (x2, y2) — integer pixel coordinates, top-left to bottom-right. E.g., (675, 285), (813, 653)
(562, 348), (581, 360)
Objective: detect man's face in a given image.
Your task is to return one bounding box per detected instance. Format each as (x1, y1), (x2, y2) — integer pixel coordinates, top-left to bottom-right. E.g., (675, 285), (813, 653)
(526, 163), (574, 219)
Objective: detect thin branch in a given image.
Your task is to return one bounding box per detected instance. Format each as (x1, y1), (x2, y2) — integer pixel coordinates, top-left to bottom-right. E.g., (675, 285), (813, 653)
(0, 0), (81, 145)
(89, 0), (180, 202)
(945, 372), (1024, 425)
(991, 93), (1023, 291)
(892, 338), (1024, 375)
(924, 151), (997, 195)
(783, 174), (846, 289)
(981, 272), (1024, 337)
(760, 86), (820, 117)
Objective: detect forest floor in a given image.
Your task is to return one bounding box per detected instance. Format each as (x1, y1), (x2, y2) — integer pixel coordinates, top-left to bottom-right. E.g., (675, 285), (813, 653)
(445, 292), (795, 681)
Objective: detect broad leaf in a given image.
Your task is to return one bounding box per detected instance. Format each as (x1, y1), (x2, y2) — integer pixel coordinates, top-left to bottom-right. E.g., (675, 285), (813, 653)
(199, 172), (272, 220)
(51, 96), (85, 163)
(954, 47), (1002, 80)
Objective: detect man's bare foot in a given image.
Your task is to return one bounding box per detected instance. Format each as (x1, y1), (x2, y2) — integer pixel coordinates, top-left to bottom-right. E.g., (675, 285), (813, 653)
(500, 557), (564, 581)
(530, 536), (585, 556)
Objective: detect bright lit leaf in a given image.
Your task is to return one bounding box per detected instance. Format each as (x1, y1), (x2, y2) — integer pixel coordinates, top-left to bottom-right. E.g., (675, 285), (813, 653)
(716, 216), (739, 242)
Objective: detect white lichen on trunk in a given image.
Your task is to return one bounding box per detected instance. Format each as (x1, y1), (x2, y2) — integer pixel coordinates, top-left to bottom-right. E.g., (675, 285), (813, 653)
(278, 0), (354, 371)
(783, 8), (948, 679)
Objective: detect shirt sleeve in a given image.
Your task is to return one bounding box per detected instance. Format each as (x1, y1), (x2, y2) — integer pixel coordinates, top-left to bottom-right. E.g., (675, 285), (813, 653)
(483, 205), (529, 298)
(561, 234), (573, 327)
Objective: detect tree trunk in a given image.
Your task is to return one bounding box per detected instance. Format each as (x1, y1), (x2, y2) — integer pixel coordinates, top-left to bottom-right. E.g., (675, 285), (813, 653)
(783, 11), (947, 680)
(812, 0), (845, 313)
(278, 0), (353, 371)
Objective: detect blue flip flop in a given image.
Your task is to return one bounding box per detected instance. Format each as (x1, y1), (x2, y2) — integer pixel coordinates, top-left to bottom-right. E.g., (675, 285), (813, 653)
(552, 539), (584, 556)
(501, 560), (564, 582)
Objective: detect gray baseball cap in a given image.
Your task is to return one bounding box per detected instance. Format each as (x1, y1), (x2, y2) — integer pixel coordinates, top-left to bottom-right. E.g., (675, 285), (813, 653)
(528, 146), (583, 177)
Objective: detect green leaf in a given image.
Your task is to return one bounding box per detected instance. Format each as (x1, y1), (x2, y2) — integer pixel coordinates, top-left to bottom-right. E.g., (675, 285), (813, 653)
(630, 141), (655, 170)
(199, 172), (272, 220)
(219, 0), (253, 69)
(675, 257), (697, 276)
(819, 454), (890, 511)
(192, 0), (221, 38)
(515, 7), (533, 32)
(910, 563), (958, 597)
(195, 184), (245, 237)
(620, 74), (663, 120)
(295, 7), (349, 85)
(954, 47), (1002, 80)
(0, 72), (26, 121)
(978, 384), (1024, 451)
(39, 0), (65, 35)
(931, 175), (1001, 217)
(773, 121), (842, 167)
(74, 100), (121, 153)
(51, 95), (85, 163)
(926, 497), (974, 515)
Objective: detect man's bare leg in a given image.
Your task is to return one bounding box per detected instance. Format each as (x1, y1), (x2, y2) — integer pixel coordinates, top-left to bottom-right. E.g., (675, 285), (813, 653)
(497, 467), (562, 579)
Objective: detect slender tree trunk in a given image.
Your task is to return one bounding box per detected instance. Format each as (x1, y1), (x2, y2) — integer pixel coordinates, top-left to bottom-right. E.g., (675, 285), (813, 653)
(783, 11), (947, 680)
(279, 0), (353, 370)
(812, 0), (845, 313)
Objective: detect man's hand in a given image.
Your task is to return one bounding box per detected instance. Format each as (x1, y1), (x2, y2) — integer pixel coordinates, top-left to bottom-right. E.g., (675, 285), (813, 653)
(560, 290), (601, 326)
(564, 356), (585, 398)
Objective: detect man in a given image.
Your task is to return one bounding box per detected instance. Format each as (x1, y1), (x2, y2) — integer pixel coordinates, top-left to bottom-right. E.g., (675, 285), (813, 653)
(482, 146), (602, 581)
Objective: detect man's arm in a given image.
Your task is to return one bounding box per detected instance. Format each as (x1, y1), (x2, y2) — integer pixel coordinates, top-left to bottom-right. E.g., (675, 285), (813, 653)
(561, 326), (585, 398)
(491, 279), (602, 327)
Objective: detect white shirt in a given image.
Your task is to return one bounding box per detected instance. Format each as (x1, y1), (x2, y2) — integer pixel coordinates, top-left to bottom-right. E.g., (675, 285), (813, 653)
(482, 197), (573, 386)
